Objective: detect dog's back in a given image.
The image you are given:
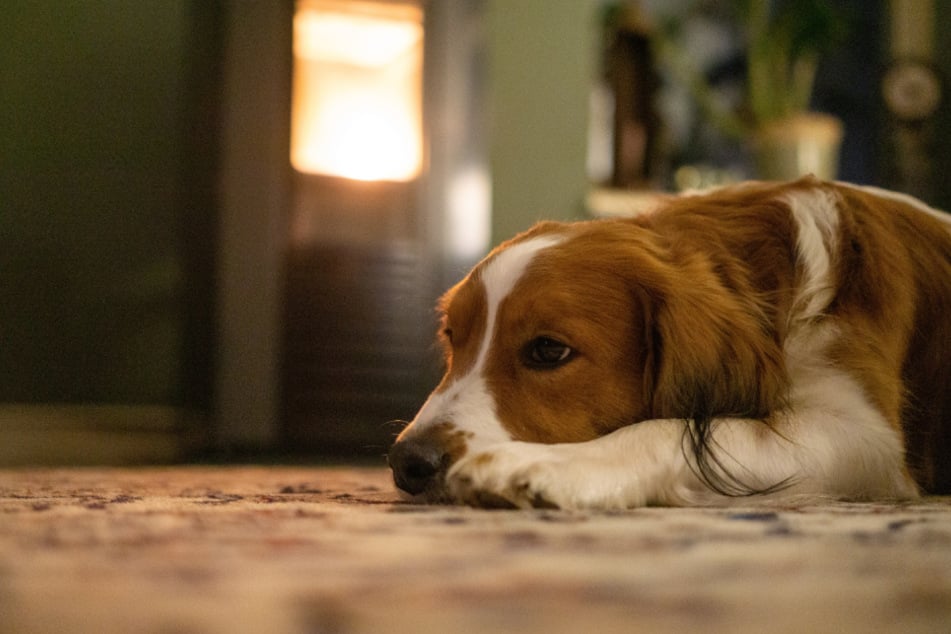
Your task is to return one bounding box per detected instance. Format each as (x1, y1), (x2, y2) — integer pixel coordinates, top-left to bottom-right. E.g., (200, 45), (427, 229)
(839, 185), (951, 492)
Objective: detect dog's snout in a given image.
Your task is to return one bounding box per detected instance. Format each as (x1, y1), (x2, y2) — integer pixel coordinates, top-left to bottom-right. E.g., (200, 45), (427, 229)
(389, 438), (446, 495)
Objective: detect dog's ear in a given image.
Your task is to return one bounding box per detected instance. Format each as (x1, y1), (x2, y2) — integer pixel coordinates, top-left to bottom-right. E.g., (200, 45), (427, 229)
(641, 262), (787, 422)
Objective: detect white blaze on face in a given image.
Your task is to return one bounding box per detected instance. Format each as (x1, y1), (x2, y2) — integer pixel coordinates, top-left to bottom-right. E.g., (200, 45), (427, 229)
(405, 235), (564, 447)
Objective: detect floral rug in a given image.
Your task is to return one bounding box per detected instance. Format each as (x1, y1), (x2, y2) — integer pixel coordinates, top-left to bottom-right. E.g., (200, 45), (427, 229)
(1, 466), (950, 633)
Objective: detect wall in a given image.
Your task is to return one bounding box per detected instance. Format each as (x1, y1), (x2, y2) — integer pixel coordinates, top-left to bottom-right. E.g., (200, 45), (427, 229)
(930, 2), (951, 211)
(214, 1), (291, 452)
(0, 1), (217, 463)
(486, 0), (600, 245)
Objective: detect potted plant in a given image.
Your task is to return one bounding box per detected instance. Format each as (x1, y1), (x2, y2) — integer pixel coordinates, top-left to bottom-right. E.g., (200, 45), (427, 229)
(656, 0), (848, 180)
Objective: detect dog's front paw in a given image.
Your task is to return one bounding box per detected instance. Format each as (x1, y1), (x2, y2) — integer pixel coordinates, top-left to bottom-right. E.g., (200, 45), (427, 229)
(446, 443), (561, 509)
(447, 442), (637, 510)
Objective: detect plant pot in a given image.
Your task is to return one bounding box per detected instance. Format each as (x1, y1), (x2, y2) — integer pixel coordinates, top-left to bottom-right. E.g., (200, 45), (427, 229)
(752, 113), (843, 181)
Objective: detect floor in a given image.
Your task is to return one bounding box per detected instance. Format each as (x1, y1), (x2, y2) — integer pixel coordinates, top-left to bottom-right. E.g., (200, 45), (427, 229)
(1, 466), (950, 633)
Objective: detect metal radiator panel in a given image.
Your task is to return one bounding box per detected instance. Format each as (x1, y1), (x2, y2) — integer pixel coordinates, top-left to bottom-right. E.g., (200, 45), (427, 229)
(282, 243), (443, 457)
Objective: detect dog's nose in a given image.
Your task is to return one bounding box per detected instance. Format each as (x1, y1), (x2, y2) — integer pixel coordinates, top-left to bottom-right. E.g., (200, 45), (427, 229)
(388, 438), (446, 495)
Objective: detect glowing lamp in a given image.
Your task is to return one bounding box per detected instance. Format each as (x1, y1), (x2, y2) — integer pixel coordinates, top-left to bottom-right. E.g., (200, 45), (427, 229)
(291, 1), (423, 182)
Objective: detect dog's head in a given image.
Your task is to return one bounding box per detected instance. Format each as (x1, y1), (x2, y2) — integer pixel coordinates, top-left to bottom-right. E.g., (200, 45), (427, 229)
(389, 206), (789, 502)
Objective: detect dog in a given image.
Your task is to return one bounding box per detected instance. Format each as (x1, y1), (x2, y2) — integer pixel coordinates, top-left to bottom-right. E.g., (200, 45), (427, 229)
(388, 177), (951, 509)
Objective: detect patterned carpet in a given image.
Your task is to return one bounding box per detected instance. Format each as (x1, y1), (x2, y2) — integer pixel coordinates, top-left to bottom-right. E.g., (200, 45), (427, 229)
(1, 466), (950, 633)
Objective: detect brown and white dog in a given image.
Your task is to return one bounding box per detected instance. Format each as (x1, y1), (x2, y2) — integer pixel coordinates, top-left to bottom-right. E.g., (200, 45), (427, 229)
(388, 177), (951, 509)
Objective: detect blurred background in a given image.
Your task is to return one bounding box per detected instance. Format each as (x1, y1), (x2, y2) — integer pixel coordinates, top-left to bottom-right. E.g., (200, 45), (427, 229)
(2, 0), (949, 466)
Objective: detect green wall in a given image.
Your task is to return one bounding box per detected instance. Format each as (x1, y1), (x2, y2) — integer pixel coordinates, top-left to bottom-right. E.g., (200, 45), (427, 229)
(486, 0), (599, 245)
(0, 1), (212, 406)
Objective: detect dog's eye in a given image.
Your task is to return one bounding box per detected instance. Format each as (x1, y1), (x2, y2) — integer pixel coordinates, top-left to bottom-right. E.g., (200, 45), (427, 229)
(442, 328), (454, 345)
(525, 337), (573, 368)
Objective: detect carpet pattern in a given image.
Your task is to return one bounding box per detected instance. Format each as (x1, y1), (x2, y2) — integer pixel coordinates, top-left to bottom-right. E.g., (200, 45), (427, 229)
(1, 467), (950, 633)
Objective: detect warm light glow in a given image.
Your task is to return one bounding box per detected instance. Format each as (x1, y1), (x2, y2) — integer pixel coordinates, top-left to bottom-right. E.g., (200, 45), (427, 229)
(448, 166), (491, 260)
(291, 1), (423, 182)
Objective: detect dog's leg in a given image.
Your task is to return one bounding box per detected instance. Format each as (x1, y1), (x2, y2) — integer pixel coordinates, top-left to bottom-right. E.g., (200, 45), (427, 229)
(447, 411), (918, 509)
